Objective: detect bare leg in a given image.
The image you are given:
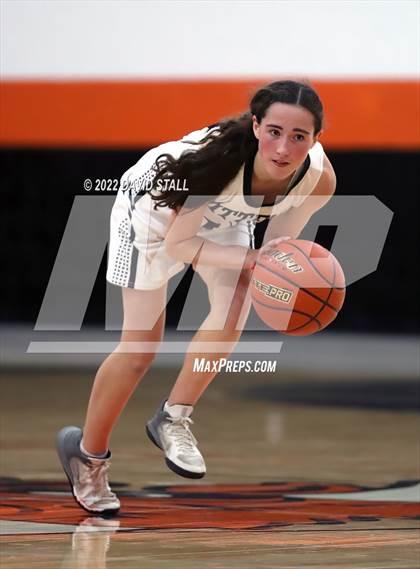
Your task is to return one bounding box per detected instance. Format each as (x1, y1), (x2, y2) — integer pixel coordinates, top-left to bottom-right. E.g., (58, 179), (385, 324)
(168, 268), (252, 406)
(82, 285), (166, 454)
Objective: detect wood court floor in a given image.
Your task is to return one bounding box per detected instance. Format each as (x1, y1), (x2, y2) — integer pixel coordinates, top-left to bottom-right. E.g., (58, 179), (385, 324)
(1, 368), (419, 568)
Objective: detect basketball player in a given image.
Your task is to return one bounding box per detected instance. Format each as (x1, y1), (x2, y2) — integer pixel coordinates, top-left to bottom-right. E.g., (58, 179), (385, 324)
(56, 81), (336, 513)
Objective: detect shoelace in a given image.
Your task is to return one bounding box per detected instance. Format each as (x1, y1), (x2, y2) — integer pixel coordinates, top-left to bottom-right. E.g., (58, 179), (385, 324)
(79, 460), (115, 498)
(167, 417), (198, 452)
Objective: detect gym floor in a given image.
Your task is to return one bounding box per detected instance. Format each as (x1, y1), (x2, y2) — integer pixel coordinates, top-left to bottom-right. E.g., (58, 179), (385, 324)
(1, 344), (419, 569)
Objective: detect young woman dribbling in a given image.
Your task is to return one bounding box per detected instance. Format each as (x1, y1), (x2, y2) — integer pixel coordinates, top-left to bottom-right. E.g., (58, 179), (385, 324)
(56, 80), (336, 514)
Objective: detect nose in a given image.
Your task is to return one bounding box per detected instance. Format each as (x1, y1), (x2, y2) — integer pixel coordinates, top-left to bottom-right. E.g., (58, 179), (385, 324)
(275, 137), (290, 157)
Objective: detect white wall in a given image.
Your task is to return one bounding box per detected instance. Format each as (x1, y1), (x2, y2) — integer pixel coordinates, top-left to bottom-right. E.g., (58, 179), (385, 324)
(1, 0), (418, 79)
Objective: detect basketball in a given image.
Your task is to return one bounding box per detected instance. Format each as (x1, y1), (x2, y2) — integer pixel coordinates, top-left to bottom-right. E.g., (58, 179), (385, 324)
(251, 240), (346, 335)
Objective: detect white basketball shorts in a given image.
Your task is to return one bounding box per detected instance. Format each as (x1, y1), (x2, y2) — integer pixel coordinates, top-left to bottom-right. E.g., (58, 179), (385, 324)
(106, 192), (253, 291)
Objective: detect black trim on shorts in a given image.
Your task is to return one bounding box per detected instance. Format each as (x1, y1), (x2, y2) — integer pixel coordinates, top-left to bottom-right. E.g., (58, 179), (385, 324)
(128, 246), (139, 288)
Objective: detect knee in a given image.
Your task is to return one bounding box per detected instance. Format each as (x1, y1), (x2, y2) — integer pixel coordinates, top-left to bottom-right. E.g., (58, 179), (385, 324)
(115, 348), (157, 376)
(128, 354), (156, 376)
(132, 354), (155, 375)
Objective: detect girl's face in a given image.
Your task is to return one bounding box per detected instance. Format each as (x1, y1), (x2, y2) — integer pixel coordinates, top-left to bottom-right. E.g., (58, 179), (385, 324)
(252, 102), (319, 182)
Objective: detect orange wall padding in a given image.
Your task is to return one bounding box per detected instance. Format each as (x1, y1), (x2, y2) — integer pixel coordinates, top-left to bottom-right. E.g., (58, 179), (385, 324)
(0, 80), (419, 149)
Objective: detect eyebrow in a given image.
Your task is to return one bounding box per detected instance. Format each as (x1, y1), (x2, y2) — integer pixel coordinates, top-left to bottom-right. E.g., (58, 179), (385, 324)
(266, 123), (311, 135)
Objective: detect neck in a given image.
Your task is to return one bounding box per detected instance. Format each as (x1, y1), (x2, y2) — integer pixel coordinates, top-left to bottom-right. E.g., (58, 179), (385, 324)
(252, 152), (294, 195)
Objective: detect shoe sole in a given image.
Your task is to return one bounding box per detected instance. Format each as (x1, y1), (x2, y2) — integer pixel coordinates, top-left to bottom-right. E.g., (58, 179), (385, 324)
(56, 427), (120, 516)
(145, 423), (205, 480)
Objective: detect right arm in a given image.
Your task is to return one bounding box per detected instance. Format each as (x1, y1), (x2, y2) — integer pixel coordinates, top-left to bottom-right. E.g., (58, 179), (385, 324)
(164, 203), (258, 271)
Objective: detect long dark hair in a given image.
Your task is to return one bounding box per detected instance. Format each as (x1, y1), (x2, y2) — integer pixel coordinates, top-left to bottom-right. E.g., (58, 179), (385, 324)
(150, 80), (324, 211)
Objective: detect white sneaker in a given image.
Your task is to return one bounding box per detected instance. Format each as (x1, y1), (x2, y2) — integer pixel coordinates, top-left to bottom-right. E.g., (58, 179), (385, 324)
(146, 400), (206, 479)
(56, 426), (120, 514)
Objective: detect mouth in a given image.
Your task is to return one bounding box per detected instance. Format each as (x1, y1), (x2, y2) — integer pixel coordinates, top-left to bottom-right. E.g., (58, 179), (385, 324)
(272, 159), (290, 168)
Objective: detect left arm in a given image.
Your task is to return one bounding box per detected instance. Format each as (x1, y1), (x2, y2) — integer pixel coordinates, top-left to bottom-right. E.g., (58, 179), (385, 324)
(263, 155), (336, 244)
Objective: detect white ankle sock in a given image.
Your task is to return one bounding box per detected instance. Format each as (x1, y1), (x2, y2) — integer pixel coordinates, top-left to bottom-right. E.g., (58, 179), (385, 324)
(164, 401), (194, 418)
(80, 439), (108, 459)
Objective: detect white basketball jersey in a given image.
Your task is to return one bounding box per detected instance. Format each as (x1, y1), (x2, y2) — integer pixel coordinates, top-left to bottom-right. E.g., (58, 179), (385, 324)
(107, 126), (326, 289)
(114, 126), (325, 241)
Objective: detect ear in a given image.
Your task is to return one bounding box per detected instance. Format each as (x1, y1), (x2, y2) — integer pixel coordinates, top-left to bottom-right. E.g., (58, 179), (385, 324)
(311, 130), (322, 147)
(252, 115), (260, 140)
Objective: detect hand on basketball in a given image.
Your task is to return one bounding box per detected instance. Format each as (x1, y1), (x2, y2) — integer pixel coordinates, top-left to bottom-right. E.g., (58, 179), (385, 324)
(251, 239), (346, 335)
(243, 237), (291, 270)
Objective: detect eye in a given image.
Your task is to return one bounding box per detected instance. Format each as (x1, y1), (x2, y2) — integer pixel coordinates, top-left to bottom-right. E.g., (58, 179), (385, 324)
(269, 129), (281, 137)
(293, 134), (305, 141)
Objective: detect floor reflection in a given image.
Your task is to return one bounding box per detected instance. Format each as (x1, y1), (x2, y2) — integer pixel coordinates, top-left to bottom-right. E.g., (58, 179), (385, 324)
(61, 517), (120, 569)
